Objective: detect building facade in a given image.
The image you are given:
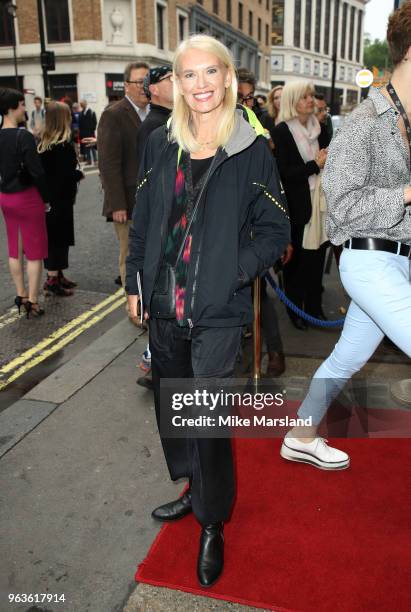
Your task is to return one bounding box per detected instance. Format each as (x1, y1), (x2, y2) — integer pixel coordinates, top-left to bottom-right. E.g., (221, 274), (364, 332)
(271, 0), (369, 111)
(0, 0), (272, 117)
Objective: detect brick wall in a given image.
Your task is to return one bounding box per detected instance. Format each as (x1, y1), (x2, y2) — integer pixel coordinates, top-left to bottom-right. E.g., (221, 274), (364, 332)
(72, 0), (102, 40)
(18, 0), (40, 45)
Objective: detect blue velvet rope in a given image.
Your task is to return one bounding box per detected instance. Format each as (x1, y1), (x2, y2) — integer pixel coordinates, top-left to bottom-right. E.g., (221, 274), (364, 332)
(264, 273), (346, 328)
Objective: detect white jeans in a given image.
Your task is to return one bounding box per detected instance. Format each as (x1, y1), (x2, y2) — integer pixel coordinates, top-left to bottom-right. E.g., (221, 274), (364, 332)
(298, 248), (411, 425)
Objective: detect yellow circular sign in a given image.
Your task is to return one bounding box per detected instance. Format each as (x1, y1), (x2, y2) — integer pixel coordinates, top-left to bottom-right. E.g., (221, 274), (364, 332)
(355, 69), (374, 88)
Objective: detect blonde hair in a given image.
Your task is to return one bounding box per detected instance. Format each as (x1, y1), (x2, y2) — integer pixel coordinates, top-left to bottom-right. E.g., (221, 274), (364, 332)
(267, 85), (283, 121)
(38, 101), (72, 153)
(171, 34), (238, 153)
(278, 80), (315, 123)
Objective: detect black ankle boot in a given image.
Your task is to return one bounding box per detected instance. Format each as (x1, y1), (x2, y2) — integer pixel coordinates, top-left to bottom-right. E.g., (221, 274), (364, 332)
(151, 489), (192, 522)
(197, 522), (224, 587)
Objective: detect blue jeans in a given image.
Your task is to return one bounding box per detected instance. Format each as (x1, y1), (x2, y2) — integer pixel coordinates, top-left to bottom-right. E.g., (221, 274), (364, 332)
(298, 248), (411, 425)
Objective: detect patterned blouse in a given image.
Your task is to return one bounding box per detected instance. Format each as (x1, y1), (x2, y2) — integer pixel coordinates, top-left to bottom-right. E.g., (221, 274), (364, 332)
(323, 87), (411, 245)
(163, 151), (212, 325)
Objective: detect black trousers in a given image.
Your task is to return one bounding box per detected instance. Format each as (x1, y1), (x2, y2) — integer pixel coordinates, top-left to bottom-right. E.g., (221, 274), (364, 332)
(283, 224), (327, 316)
(44, 245), (69, 271)
(149, 318), (242, 526)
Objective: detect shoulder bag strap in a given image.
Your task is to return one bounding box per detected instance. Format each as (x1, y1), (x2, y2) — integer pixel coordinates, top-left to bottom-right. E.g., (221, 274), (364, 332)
(387, 82), (411, 166)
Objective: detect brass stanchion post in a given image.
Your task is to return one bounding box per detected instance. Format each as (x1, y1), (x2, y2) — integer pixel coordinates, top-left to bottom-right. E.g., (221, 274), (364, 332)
(253, 277), (261, 384)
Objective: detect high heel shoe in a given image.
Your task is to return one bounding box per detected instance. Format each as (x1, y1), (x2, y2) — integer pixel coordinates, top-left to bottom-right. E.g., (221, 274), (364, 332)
(14, 296), (28, 314)
(24, 301), (45, 319)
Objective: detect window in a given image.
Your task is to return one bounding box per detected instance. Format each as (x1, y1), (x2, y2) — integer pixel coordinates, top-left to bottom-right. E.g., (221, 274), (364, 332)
(294, 0), (301, 47)
(323, 62), (329, 78)
(248, 11), (253, 36)
(266, 0), (270, 9)
(314, 60), (320, 76)
(178, 13), (188, 43)
(212, 0), (219, 14)
(340, 2), (348, 58)
(238, 2), (243, 29)
(44, 0), (70, 43)
(304, 57), (311, 75)
(339, 65), (345, 80)
(349, 6), (355, 61)
(323, 0), (331, 55)
(315, 0), (322, 53)
(332, 0), (340, 56)
(356, 10), (362, 62)
(304, 0), (312, 50)
(272, 1), (284, 46)
(227, 0), (232, 22)
(156, 3), (165, 49)
(265, 23), (269, 46)
(258, 18), (261, 41)
(292, 56), (301, 73)
(0, 0), (14, 46)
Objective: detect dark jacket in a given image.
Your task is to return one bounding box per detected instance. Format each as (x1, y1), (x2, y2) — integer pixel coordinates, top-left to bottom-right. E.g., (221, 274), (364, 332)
(272, 122), (330, 226)
(39, 141), (82, 247)
(125, 111), (291, 328)
(79, 107), (97, 138)
(0, 128), (49, 201)
(137, 103), (171, 170)
(97, 97), (142, 219)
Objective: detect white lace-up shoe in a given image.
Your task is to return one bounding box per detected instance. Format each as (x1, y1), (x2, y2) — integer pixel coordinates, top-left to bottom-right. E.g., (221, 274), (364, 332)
(280, 436), (350, 470)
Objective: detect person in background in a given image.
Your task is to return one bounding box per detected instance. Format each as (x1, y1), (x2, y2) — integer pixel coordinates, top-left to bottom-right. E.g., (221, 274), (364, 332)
(126, 35), (290, 586)
(256, 94), (267, 108)
(267, 85), (283, 128)
(29, 96), (45, 142)
(71, 102), (81, 156)
(38, 101), (84, 296)
(315, 93), (333, 140)
(273, 80), (331, 330)
(79, 99), (97, 165)
(280, 1), (411, 469)
(0, 88), (49, 318)
(135, 64), (174, 391)
(98, 61), (149, 295)
(237, 68), (274, 139)
(137, 65), (173, 165)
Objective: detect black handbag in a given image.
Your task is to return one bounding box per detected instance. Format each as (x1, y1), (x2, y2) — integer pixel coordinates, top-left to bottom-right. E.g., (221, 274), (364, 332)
(150, 154), (216, 319)
(15, 129), (32, 187)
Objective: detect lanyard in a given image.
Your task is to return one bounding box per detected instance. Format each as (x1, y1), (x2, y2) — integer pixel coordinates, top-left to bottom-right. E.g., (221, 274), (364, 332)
(387, 81), (411, 165)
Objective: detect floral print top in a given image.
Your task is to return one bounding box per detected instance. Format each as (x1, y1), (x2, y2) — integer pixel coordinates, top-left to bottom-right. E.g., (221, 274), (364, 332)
(163, 151), (213, 325)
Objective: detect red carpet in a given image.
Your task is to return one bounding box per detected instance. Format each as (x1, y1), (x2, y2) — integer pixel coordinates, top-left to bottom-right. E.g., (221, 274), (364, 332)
(136, 439), (411, 611)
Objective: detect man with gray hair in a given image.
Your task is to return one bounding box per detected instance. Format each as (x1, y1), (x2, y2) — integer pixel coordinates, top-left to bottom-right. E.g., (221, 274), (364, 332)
(98, 61), (149, 296)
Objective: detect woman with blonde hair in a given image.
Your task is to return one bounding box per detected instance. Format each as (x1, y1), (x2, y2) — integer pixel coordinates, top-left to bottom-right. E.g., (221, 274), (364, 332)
(267, 84), (283, 126)
(126, 34), (290, 586)
(273, 80), (331, 330)
(38, 101), (83, 296)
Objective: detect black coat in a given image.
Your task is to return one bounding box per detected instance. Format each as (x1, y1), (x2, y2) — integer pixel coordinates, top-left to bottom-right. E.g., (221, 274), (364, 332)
(272, 122), (330, 226)
(79, 108), (97, 138)
(137, 104), (171, 171)
(39, 142), (81, 247)
(125, 115), (291, 327)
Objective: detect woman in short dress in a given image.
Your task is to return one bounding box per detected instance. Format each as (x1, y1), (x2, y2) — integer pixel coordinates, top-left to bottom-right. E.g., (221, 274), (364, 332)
(0, 88), (49, 318)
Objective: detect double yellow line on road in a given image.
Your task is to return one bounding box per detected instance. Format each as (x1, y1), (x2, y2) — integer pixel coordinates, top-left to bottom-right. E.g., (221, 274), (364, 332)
(0, 289), (125, 392)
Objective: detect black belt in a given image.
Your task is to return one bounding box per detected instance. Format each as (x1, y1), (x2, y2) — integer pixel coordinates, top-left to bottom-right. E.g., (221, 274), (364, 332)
(344, 238), (411, 258)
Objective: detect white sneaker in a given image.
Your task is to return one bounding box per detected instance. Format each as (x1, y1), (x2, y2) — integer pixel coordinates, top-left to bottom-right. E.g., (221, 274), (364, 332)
(280, 436), (350, 470)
